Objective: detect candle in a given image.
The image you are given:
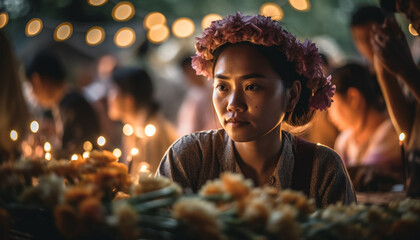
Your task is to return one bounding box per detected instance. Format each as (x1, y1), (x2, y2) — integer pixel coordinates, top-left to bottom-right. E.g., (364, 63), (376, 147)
(138, 162), (151, 179)
(399, 132), (406, 189)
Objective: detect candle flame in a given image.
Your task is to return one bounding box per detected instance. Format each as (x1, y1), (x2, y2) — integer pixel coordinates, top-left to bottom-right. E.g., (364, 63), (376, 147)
(399, 132), (405, 142)
(139, 162), (150, 172)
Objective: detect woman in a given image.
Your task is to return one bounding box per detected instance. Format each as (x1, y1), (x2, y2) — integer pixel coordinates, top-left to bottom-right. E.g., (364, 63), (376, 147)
(108, 67), (178, 178)
(328, 63), (401, 191)
(158, 13), (355, 208)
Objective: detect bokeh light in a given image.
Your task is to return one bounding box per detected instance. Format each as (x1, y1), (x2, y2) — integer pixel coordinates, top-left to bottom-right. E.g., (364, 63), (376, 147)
(147, 24), (170, 44)
(260, 3), (284, 21)
(139, 162), (150, 172)
(87, 0), (108, 6)
(83, 141), (93, 151)
(113, 148), (122, 158)
(399, 132), (405, 142)
(130, 147), (139, 156)
(10, 130), (18, 141)
(289, 0), (311, 11)
(86, 26), (105, 46)
(144, 12), (166, 30)
(97, 136), (106, 146)
(45, 152), (52, 161)
(123, 124), (134, 136)
(83, 151), (90, 159)
(54, 22), (73, 41)
(114, 27), (136, 47)
(30, 121), (39, 133)
(44, 142), (51, 152)
(145, 124), (156, 137)
(25, 18), (43, 37)
(409, 24), (419, 36)
(112, 1), (135, 22)
(0, 12), (9, 29)
(71, 154), (78, 161)
(201, 13), (222, 30)
(172, 17), (195, 38)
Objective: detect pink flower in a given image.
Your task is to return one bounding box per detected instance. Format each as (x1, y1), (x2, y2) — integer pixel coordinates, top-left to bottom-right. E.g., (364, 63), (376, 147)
(309, 76), (336, 111)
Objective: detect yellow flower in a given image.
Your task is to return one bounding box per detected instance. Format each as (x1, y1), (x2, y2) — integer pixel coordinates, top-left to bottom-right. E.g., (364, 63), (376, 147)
(112, 202), (140, 240)
(267, 205), (301, 239)
(221, 172), (253, 199)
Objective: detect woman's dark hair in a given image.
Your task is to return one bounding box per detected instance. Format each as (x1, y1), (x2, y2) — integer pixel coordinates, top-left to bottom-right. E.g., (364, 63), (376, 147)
(212, 42), (315, 127)
(59, 92), (100, 157)
(111, 66), (159, 115)
(25, 51), (66, 84)
(350, 5), (387, 26)
(331, 63), (386, 112)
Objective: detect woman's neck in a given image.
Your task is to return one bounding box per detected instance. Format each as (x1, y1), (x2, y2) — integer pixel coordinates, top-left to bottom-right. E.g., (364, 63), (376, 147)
(125, 108), (150, 128)
(354, 109), (387, 144)
(234, 125), (283, 176)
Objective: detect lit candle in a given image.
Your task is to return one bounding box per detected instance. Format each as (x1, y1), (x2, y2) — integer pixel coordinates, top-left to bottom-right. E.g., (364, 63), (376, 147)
(399, 132), (406, 188)
(10, 130), (18, 141)
(138, 162), (151, 179)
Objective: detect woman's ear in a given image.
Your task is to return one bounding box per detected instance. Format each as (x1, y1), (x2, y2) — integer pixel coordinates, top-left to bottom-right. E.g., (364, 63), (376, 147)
(346, 87), (362, 109)
(286, 80), (301, 112)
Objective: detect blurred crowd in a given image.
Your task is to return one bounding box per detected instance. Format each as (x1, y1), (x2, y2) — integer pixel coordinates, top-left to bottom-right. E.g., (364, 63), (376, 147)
(0, 0), (419, 193)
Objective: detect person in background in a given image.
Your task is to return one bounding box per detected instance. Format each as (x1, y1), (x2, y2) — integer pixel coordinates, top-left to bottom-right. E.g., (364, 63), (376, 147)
(350, 5), (387, 69)
(177, 56), (220, 136)
(108, 66), (178, 177)
(328, 63), (401, 191)
(158, 13), (355, 208)
(372, 0), (420, 196)
(0, 30), (30, 162)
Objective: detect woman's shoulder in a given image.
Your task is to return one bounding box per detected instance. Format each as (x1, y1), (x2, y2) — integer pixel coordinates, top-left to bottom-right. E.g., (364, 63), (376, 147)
(314, 143), (345, 167)
(172, 129), (228, 148)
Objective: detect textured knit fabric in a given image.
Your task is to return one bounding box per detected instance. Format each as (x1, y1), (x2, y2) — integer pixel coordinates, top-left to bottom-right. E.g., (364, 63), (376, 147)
(158, 129), (356, 208)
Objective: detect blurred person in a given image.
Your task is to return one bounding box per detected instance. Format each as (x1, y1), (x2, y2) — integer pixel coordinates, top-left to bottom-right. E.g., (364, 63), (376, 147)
(108, 66), (178, 177)
(350, 5), (387, 67)
(177, 56), (220, 136)
(328, 63), (401, 191)
(371, 2), (420, 196)
(380, 0), (420, 32)
(0, 30), (30, 162)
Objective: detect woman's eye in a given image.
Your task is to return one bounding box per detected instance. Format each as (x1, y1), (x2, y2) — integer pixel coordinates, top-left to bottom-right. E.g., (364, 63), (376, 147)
(245, 84), (259, 91)
(215, 84), (227, 91)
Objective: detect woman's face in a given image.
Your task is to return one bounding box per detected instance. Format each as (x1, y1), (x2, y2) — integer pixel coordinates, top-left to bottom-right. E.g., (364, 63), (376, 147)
(328, 93), (358, 132)
(107, 85), (133, 122)
(212, 44), (288, 142)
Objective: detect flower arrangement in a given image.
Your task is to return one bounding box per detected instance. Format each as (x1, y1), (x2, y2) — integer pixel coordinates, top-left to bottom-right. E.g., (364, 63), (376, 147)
(0, 154), (419, 240)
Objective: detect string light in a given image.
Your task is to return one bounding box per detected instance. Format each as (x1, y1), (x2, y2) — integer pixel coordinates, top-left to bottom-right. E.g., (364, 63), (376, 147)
(289, 0), (311, 12)
(97, 136), (106, 146)
(10, 130), (18, 141)
(201, 13), (222, 30)
(112, 1), (135, 22)
(144, 12), (166, 30)
(409, 24), (419, 36)
(30, 121), (39, 133)
(83, 141), (93, 151)
(0, 12), (8, 29)
(114, 27), (136, 48)
(260, 2), (284, 21)
(54, 22), (73, 41)
(26, 18), (43, 37)
(147, 24), (170, 44)
(87, 0), (108, 7)
(86, 26), (105, 46)
(113, 148), (122, 158)
(144, 124), (156, 137)
(44, 142), (51, 152)
(130, 147), (139, 156)
(123, 124), (134, 136)
(172, 17), (195, 38)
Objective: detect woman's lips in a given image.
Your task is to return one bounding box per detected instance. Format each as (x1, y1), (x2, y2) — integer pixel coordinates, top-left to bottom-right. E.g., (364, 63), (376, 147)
(226, 117), (248, 127)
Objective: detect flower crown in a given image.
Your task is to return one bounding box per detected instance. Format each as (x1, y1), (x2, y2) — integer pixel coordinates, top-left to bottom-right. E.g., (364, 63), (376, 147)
(191, 12), (335, 111)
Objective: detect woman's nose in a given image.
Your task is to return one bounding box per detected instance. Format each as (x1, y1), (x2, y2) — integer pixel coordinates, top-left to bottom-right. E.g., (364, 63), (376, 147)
(227, 90), (246, 112)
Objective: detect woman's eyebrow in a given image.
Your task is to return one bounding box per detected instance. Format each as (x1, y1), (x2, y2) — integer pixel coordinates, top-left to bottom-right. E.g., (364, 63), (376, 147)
(214, 74), (229, 80)
(239, 73), (265, 80)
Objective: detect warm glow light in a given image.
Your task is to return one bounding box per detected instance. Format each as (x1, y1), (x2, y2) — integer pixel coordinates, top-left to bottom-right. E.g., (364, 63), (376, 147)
(71, 154), (78, 161)
(399, 132), (406, 142)
(0, 12), (8, 29)
(112, 1), (135, 22)
(44, 142), (51, 152)
(144, 124), (156, 137)
(123, 124), (134, 136)
(201, 13), (222, 30)
(172, 17), (195, 38)
(83, 151), (90, 159)
(54, 22), (73, 41)
(139, 162), (150, 172)
(260, 3), (284, 21)
(45, 152), (52, 161)
(86, 26), (105, 46)
(112, 148), (122, 158)
(289, 0), (310, 11)
(10, 130), (18, 141)
(114, 27), (136, 47)
(147, 24), (170, 44)
(97, 136), (106, 146)
(144, 12), (166, 30)
(409, 24), (419, 36)
(26, 18), (43, 37)
(88, 0), (108, 6)
(83, 141), (93, 151)
(30, 121), (39, 133)
(130, 147), (139, 156)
